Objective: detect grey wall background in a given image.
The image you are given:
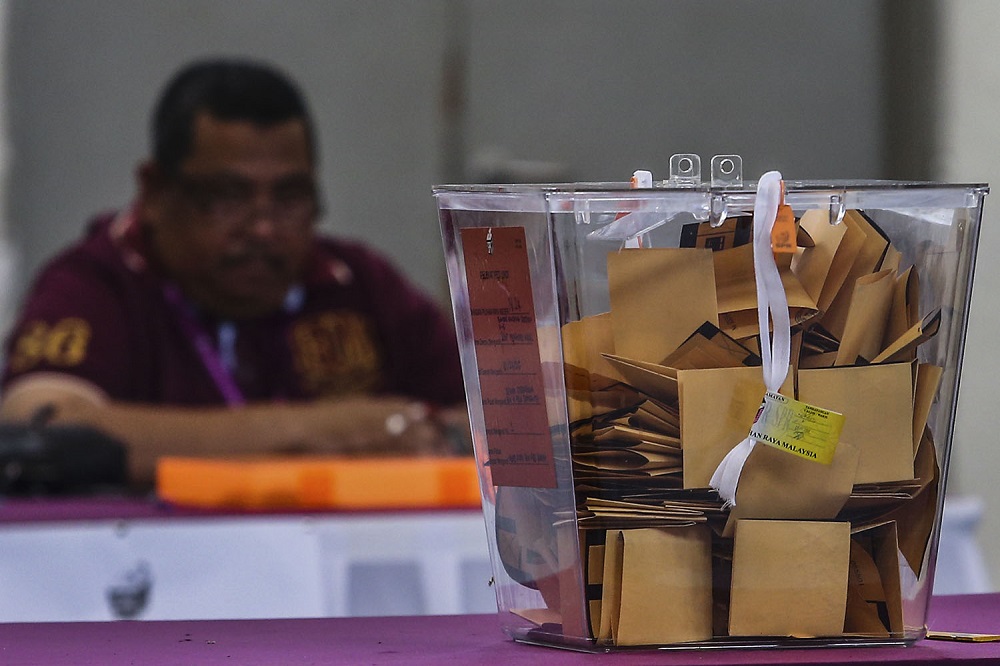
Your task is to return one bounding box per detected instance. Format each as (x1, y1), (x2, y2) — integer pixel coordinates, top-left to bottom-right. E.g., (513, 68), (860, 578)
(937, 0), (1000, 597)
(8, 0), (998, 608)
(4, 0), (889, 307)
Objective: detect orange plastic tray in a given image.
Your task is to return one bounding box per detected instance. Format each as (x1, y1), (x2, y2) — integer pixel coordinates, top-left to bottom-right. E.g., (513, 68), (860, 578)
(156, 455), (482, 510)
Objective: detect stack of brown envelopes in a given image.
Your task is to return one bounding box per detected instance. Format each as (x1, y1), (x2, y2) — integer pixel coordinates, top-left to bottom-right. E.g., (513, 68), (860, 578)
(564, 210), (940, 645)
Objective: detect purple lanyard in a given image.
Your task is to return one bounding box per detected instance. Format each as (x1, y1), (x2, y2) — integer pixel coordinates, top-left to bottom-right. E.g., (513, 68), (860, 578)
(162, 284), (246, 407)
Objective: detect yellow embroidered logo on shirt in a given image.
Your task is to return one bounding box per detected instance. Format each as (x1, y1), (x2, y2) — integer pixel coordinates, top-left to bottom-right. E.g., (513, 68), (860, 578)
(9, 318), (91, 372)
(290, 311), (383, 397)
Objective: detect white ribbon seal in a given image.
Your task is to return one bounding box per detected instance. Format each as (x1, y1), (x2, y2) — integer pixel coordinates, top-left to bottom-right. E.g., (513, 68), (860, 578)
(709, 171), (791, 507)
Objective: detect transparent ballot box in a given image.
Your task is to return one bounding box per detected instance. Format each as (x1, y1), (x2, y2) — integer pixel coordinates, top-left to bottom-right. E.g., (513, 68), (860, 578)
(435, 161), (988, 651)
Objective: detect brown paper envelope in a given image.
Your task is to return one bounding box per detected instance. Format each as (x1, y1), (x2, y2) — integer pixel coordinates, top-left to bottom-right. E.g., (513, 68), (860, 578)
(844, 496), (919, 517)
(602, 353), (679, 404)
(675, 368), (757, 488)
(885, 267), (920, 349)
(797, 223), (816, 248)
(661, 321), (762, 370)
(913, 428), (940, 488)
(564, 362), (592, 391)
(853, 478), (923, 493)
(612, 527), (713, 645)
(573, 461), (681, 477)
(587, 542), (606, 639)
(588, 599), (602, 640)
(608, 248), (719, 363)
(562, 313), (625, 387)
(579, 515), (696, 531)
(510, 607), (562, 627)
(583, 514), (700, 526)
(821, 211), (891, 340)
(739, 335), (762, 357)
(844, 544), (888, 636)
(566, 384), (642, 426)
(790, 330), (803, 381)
(877, 429), (939, 574)
(592, 424), (681, 449)
(729, 520), (851, 638)
(555, 519), (590, 639)
(632, 441), (685, 457)
(714, 244), (818, 339)
(799, 350), (838, 369)
(903, 268), (921, 329)
(791, 209), (848, 304)
(629, 407), (681, 437)
(813, 218), (867, 319)
(598, 530), (624, 642)
(872, 309), (942, 364)
(586, 498), (705, 517)
(880, 244), (902, 274)
(600, 383), (645, 407)
(574, 449), (681, 472)
(804, 325), (841, 352)
(849, 521), (903, 636)
(640, 398), (680, 425)
(834, 268), (896, 365)
(588, 543), (606, 583)
(566, 391), (593, 425)
(678, 366), (765, 489)
(798, 363), (914, 484)
(576, 439), (681, 458)
(849, 536), (886, 601)
(677, 366), (794, 489)
(569, 383), (643, 414)
(839, 494), (911, 516)
(886, 478), (937, 576)
(844, 546), (889, 636)
(723, 439), (860, 536)
(912, 364), (943, 454)
(583, 510), (705, 524)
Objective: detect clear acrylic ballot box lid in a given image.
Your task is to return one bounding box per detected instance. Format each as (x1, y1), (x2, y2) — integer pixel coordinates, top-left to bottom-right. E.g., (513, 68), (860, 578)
(435, 161), (988, 651)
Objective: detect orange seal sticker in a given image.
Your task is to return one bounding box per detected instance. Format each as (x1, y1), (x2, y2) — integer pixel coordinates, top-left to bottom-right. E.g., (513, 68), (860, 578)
(770, 181), (797, 254)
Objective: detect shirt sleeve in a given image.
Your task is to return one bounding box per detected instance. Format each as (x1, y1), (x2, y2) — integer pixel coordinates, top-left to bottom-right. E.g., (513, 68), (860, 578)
(2, 254), (136, 398)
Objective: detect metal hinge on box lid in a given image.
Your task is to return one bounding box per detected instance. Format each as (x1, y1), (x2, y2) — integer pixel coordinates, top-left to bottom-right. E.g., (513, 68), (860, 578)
(664, 153), (743, 188)
(665, 153), (743, 226)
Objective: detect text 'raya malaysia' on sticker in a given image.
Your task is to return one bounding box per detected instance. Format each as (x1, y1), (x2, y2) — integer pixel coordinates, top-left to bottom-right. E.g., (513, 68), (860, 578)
(749, 391), (844, 465)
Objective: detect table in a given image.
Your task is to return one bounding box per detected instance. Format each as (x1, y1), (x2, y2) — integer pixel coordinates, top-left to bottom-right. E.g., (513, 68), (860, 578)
(0, 593), (996, 665)
(0, 497), (495, 621)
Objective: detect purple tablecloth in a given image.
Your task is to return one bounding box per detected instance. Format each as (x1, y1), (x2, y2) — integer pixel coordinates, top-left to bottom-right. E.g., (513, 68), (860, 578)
(0, 495), (478, 523)
(0, 594), (996, 665)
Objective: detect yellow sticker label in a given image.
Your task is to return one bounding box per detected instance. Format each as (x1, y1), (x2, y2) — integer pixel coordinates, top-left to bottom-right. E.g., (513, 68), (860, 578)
(749, 390), (844, 464)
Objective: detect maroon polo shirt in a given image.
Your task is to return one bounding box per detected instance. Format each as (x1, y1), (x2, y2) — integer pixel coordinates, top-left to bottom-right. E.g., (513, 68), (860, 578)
(1, 211), (466, 407)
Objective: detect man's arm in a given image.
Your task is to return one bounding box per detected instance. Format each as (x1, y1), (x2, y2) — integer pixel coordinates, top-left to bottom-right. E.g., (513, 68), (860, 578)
(0, 374), (464, 486)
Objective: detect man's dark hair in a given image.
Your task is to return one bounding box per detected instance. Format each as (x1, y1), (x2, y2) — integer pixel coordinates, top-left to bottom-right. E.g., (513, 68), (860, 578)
(152, 58), (315, 175)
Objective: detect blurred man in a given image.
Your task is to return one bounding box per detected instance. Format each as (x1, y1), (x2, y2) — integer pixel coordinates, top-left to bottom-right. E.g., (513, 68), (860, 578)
(0, 58), (467, 485)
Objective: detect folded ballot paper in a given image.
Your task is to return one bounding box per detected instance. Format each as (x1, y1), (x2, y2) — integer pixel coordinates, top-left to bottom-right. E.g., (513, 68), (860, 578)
(561, 205), (943, 645)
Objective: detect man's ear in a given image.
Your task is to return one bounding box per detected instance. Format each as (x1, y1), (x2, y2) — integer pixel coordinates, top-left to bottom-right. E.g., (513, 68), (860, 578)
(136, 160), (168, 227)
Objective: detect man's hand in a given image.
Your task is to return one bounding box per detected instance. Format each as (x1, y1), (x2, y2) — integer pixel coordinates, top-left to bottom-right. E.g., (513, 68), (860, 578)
(0, 373), (472, 487)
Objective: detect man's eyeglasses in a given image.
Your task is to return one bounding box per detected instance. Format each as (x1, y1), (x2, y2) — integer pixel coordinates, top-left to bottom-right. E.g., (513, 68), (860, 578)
(171, 172), (320, 229)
